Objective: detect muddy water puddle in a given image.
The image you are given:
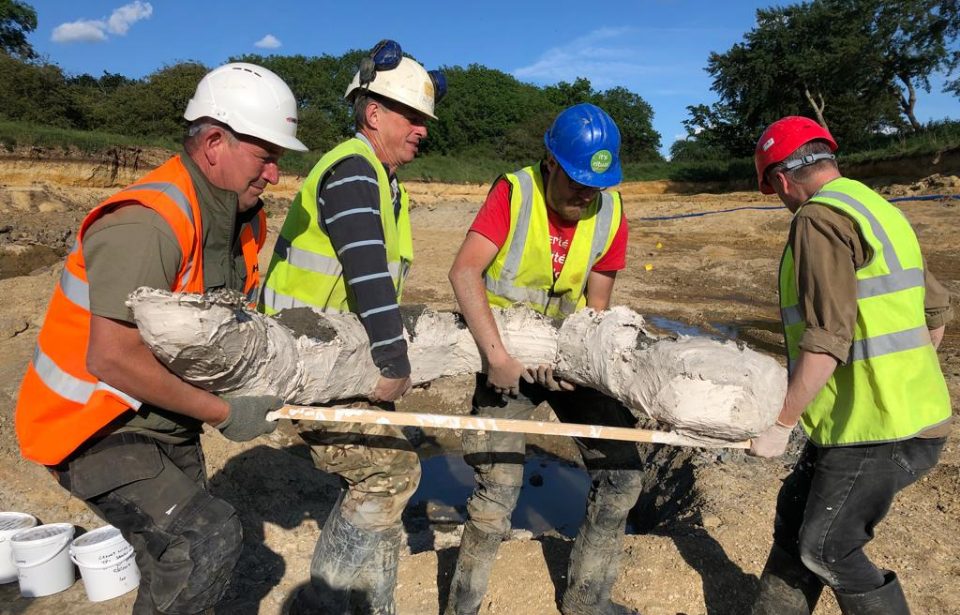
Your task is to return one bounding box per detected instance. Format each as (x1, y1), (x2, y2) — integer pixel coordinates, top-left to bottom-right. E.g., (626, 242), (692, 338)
(410, 453), (591, 537)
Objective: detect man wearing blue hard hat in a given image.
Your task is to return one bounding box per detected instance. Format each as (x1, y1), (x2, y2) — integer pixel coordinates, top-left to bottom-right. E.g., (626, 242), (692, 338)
(446, 103), (641, 615)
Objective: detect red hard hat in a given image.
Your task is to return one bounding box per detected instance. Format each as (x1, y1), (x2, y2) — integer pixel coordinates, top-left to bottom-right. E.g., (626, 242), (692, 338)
(754, 116), (837, 194)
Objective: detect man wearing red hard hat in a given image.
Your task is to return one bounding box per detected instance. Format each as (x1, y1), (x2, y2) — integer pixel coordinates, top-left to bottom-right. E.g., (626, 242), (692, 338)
(749, 116), (953, 615)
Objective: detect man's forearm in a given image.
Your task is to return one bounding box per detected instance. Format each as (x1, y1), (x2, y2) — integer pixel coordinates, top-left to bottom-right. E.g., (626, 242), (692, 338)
(450, 267), (508, 365)
(88, 315), (229, 425)
(778, 350), (839, 426)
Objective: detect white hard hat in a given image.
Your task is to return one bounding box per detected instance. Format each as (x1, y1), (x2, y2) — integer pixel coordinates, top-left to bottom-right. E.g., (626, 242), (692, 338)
(184, 62), (308, 152)
(345, 56), (438, 120)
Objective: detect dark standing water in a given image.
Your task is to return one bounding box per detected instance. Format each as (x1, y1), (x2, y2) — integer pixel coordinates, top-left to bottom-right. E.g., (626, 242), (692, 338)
(410, 453), (591, 537)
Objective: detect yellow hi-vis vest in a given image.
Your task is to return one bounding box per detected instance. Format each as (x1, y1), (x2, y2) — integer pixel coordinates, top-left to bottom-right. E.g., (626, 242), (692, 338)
(260, 136), (413, 315)
(485, 164), (622, 318)
(779, 177), (951, 446)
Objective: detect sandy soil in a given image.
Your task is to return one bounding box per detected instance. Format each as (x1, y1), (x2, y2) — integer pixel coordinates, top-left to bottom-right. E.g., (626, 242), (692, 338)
(0, 151), (958, 615)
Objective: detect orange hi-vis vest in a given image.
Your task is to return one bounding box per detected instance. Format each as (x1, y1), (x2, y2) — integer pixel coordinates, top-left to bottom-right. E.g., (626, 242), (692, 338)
(15, 155), (266, 465)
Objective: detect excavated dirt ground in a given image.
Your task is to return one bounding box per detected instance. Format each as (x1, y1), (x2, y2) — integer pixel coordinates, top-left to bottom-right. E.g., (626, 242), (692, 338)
(0, 149), (958, 615)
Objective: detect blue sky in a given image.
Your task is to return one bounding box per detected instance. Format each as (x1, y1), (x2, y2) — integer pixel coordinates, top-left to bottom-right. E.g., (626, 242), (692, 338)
(25, 0), (960, 157)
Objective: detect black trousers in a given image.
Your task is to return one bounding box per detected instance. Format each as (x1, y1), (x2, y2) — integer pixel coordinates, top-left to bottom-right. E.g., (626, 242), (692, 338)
(771, 437), (945, 593)
(52, 432), (242, 614)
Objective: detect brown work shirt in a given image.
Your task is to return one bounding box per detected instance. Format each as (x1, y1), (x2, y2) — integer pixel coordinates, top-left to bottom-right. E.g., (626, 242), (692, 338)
(788, 202), (954, 437)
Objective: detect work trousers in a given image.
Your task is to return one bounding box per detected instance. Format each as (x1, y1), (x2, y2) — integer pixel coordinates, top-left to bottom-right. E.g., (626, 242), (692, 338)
(771, 437), (945, 593)
(463, 373), (646, 550)
(51, 432), (242, 615)
(297, 403), (422, 532)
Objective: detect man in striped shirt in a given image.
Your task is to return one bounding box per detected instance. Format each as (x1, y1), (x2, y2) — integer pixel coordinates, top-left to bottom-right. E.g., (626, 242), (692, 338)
(262, 41), (445, 613)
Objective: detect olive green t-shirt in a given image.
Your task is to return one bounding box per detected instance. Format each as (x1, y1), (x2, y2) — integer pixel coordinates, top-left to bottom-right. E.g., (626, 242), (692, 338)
(83, 151), (261, 442)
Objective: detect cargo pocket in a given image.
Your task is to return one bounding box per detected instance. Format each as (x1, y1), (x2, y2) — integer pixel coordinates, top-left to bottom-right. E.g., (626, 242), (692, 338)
(64, 435), (164, 500)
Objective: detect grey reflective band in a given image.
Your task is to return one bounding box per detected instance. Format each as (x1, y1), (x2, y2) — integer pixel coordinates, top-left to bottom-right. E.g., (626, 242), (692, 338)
(95, 381), (142, 410)
(246, 285), (259, 303)
(262, 286), (312, 311)
(59, 268), (90, 310)
(117, 181), (196, 287)
(781, 305), (803, 326)
(273, 235), (343, 276)
(502, 169), (535, 278)
(32, 346), (140, 409)
(579, 191), (615, 298)
(814, 190), (904, 272)
(857, 267), (924, 299)
(119, 182), (195, 226)
(850, 326), (931, 362)
(485, 276), (551, 307)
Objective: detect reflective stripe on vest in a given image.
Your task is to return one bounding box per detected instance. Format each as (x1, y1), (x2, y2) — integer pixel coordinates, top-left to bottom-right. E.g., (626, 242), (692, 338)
(260, 136), (413, 315)
(778, 177), (950, 446)
(484, 165), (621, 318)
(15, 155), (263, 464)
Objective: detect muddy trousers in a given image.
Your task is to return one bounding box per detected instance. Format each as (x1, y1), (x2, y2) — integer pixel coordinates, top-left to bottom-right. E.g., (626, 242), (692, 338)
(446, 375), (646, 615)
(753, 437), (945, 615)
(297, 416), (421, 613)
(51, 432), (242, 615)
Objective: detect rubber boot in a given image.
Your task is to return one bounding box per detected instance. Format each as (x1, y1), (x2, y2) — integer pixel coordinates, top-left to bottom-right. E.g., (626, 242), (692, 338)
(751, 544), (824, 615)
(834, 571), (910, 615)
(560, 505), (633, 615)
(443, 523), (504, 615)
(293, 500), (381, 613)
(350, 524), (403, 615)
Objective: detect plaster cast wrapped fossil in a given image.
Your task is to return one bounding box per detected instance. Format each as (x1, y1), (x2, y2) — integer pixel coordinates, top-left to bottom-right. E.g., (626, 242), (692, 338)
(128, 288), (787, 442)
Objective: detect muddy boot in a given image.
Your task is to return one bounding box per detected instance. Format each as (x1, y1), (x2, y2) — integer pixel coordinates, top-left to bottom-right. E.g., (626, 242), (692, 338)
(751, 544), (824, 615)
(560, 522), (631, 615)
(301, 501), (380, 613)
(443, 523), (504, 615)
(834, 571), (910, 615)
(350, 524), (402, 615)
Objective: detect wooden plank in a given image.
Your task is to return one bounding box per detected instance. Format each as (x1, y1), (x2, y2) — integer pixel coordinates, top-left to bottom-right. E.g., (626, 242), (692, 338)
(269, 404), (751, 449)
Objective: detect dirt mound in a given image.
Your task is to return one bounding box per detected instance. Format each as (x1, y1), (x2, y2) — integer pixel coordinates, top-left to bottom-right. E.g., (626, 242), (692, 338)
(879, 173), (960, 198)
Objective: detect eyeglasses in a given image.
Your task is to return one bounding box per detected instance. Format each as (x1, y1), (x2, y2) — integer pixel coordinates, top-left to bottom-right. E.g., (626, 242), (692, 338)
(358, 39), (447, 104)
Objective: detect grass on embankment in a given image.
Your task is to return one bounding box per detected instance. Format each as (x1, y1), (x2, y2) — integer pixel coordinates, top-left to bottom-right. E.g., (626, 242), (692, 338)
(2, 119), (957, 185)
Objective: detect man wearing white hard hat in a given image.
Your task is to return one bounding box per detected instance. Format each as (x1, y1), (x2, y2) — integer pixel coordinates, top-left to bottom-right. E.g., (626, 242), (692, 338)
(260, 40), (444, 613)
(15, 62), (307, 614)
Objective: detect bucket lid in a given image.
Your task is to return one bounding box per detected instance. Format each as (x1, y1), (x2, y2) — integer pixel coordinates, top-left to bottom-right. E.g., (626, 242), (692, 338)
(12, 522), (74, 544)
(0, 512), (36, 533)
(71, 525), (123, 550)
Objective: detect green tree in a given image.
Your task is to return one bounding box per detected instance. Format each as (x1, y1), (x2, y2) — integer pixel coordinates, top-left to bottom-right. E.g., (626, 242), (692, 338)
(0, 0), (36, 60)
(593, 86), (662, 162)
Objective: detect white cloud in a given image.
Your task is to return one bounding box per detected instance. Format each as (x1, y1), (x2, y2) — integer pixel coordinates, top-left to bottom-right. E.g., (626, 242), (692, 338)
(51, 20), (108, 43)
(51, 2), (153, 44)
(255, 34), (282, 49)
(107, 1), (153, 35)
(512, 27), (685, 90)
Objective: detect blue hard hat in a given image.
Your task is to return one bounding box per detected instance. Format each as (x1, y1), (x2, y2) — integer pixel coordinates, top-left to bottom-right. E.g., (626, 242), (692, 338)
(544, 103), (622, 188)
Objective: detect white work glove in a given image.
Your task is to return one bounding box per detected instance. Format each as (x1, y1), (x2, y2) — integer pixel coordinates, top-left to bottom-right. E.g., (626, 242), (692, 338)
(748, 421), (795, 458)
(528, 365), (576, 392)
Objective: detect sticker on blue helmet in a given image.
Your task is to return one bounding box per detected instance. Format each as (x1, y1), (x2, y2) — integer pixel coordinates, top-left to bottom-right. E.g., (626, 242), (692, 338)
(590, 150), (613, 173)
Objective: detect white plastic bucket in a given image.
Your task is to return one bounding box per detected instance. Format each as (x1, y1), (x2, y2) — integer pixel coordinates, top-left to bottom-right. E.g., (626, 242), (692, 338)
(69, 525), (140, 602)
(0, 512), (38, 584)
(11, 522), (75, 597)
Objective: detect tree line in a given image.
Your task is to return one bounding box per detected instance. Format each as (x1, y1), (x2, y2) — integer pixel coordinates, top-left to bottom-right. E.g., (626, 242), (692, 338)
(1, 0), (958, 165)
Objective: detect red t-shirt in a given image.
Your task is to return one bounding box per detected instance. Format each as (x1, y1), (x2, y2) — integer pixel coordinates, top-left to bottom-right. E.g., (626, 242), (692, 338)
(469, 179), (628, 278)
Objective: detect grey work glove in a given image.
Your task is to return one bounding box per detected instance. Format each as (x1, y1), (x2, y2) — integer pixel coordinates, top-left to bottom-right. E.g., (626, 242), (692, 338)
(748, 421), (795, 458)
(216, 395), (283, 442)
